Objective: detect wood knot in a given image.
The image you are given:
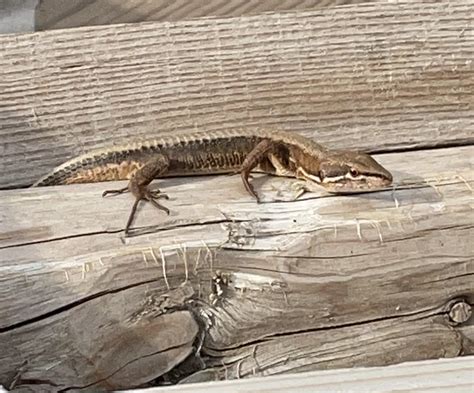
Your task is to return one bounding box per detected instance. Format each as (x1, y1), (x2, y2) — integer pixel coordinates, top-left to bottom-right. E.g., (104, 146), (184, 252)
(447, 299), (472, 325)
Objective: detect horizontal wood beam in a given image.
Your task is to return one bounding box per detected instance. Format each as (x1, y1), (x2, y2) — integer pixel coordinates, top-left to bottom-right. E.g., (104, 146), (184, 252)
(1, 1), (473, 188)
(0, 145), (472, 390)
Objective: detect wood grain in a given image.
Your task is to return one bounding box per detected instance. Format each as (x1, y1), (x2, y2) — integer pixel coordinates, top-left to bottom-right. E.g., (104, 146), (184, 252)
(1, 1), (473, 390)
(126, 356), (474, 393)
(0, 146), (472, 390)
(1, 1), (473, 188)
(35, 0), (380, 30)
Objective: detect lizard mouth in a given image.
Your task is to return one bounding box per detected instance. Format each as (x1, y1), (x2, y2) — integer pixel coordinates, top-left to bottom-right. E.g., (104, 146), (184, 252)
(319, 175), (392, 193)
(296, 167), (392, 193)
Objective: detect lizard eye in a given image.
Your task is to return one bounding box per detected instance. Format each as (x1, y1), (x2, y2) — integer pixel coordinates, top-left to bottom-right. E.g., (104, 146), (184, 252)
(350, 168), (359, 177)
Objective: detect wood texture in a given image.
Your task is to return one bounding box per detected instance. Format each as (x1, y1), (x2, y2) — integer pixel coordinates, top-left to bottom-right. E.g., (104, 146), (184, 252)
(125, 356), (474, 393)
(1, 1), (473, 391)
(1, 1), (473, 188)
(35, 0), (379, 30)
(1, 145), (472, 391)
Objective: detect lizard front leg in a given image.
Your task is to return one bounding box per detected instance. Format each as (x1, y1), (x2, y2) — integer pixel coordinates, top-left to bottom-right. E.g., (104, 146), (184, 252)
(103, 155), (170, 234)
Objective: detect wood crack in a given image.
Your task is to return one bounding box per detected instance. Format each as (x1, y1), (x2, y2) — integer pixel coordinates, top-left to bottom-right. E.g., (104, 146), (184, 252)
(205, 306), (444, 354)
(0, 229), (123, 250)
(58, 342), (194, 392)
(369, 139), (474, 155)
(0, 278), (160, 333)
(0, 218), (235, 249)
(420, 272), (474, 286)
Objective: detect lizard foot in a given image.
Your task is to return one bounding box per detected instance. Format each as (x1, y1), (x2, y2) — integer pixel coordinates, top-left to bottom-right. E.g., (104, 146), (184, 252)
(144, 189), (170, 215)
(148, 189), (170, 200)
(124, 189), (170, 235)
(102, 185), (170, 235)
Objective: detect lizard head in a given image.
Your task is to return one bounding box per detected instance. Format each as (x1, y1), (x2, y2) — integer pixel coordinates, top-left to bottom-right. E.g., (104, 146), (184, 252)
(295, 150), (393, 193)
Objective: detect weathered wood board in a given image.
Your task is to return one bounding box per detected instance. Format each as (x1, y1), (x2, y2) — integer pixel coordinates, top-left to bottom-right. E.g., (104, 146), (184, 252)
(0, 145), (472, 391)
(1, 1), (473, 188)
(125, 356), (474, 393)
(0, 1), (473, 391)
(35, 0), (379, 31)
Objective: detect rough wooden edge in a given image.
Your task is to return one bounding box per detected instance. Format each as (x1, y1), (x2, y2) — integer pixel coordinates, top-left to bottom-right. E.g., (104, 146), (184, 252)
(123, 356), (474, 393)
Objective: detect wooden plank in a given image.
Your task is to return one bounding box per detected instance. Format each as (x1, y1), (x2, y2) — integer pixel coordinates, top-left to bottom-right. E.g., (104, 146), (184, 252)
(1, 1), (473, 188)
(1, 145), (472, 248)
(35, 0), (379, 31)
(124, 356), (474, 393)
(0, 146), (472, 390)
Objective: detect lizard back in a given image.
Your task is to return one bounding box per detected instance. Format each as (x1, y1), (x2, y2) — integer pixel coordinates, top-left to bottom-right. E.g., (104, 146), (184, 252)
(33, 129), (323, 186)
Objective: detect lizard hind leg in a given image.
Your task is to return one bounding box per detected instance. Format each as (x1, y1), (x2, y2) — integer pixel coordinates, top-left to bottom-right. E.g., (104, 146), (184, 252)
(240, 139), (276, 202)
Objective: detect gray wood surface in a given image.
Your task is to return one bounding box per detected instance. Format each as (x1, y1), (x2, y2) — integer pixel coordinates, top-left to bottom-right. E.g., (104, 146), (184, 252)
(1, 1), (473, 188)
(35, 0), (380, 30)
(1, 1), (473, 391)
(1, 145), (473, 391)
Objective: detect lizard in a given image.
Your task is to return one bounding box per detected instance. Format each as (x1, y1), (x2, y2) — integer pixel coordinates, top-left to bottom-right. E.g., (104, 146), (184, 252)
(33, 129), (393, 234)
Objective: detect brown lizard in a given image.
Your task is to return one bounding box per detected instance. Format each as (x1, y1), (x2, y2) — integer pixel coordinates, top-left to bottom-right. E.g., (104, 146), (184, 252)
(33, 129), (393, 234)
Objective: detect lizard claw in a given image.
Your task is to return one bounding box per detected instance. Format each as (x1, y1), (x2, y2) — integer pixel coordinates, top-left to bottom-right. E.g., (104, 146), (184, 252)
(148, 190), (169, 200)
(145, 190), (170, 215)
(102, 186), (129, 197)
(124, 189), (171, 235)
